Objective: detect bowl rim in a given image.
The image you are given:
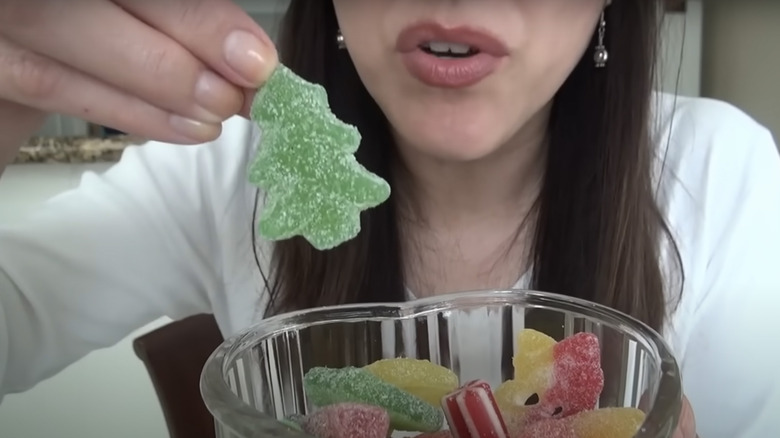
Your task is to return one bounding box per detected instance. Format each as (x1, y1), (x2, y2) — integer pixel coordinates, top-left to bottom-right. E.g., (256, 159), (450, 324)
(200, 289), (682, 438)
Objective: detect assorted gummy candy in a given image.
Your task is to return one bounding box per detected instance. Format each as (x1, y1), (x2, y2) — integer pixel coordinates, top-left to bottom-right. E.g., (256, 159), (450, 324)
(294, 329), (647, 438)
(248, 64), (391, 251)
(304, 366), (443, 432)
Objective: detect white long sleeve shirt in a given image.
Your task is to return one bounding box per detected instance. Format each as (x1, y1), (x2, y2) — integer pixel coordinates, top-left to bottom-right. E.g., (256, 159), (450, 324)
(1, 94), (779, 437)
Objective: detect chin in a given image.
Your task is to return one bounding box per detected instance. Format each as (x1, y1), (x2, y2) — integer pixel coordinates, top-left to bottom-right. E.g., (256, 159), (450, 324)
(406, 129), (501, 162)
(390, 105), (511, 163)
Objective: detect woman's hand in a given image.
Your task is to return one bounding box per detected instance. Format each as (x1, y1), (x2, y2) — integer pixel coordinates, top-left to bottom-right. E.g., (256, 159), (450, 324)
(674, 395), (698, 438)
(0, 0), (279, 159)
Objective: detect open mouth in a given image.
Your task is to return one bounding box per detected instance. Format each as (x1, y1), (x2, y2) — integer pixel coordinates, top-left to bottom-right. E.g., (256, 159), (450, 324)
(397, 22), (507, 88)
(419, 41), (480, 59)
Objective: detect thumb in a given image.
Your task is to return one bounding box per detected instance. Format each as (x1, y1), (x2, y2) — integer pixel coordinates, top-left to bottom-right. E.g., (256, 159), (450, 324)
(674, 395), (697, 438)
(0, 100), (47, 170)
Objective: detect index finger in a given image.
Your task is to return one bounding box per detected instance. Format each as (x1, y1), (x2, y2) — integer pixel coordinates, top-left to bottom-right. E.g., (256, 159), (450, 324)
(117, 0), (279, 89)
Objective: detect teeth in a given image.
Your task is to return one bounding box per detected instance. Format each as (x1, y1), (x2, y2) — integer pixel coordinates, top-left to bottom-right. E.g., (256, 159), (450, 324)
(426, 41), (473, 55)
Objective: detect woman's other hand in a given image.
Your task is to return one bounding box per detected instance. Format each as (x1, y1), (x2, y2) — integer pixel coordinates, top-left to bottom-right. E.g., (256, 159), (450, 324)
(0, 0), (279, 164)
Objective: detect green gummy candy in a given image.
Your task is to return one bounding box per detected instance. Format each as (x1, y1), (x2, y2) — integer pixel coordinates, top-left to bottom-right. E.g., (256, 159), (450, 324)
(248, 64), (391, 250)
(303, 366), (443, 433)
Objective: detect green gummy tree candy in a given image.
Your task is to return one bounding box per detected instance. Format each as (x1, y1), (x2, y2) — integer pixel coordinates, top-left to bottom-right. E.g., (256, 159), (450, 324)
(248, 64), (391, 250)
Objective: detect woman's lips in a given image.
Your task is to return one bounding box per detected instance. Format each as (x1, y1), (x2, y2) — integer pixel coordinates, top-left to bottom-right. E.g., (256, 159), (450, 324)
(396, 21), (509, 89)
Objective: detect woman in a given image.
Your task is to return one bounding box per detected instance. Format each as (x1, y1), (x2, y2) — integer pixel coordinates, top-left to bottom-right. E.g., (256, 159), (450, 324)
(0, 0), (777, 436)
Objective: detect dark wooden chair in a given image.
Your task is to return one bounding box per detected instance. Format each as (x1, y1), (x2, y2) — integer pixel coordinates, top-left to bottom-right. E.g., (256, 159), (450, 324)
(132, 313), (224, 438)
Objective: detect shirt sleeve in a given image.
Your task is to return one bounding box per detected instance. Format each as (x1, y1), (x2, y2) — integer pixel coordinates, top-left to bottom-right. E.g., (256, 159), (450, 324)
(680, 122), (780, 438)
(0, 116), (257, 399)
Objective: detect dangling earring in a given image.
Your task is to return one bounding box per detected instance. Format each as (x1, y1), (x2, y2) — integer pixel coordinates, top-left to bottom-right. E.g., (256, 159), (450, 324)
(593, 11), (608, 68)
(336, 29), (346, 50)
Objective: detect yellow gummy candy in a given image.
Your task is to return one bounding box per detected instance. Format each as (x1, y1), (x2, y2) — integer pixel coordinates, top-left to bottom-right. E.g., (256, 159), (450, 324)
(495, 329), (557, 411)
(364, 358), (459, 406)
(494, 380), (531, 437)
(513, 329), (557, 380)
(495, 380), (533, 412)
(571, 407), (646, 438)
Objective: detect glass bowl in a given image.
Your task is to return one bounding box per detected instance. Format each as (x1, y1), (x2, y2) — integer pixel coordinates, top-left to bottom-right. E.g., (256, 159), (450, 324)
(200, 289), (682, 437)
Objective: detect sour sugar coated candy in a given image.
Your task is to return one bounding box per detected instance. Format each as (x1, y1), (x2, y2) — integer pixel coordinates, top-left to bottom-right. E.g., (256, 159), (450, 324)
(441, 380), (509, 438)
(365, 358), (459, 406)
(496, 329), (557, 428)
(512, 329), (557, 382)
(303, 403), (389, 438)
(515, 407), (645, 438)
(516, 417), (577, 438)
(303, 366), (443, 432)
(496, 330), (604, 428)
(547, 332), (604, 417)
(569, 407), (646, 438)
(295, 329), (643, 438)
(248, 64), (391, 250)
(412, 431), (453, 438)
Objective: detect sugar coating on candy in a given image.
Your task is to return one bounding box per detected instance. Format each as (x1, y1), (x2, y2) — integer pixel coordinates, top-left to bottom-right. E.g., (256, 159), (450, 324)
(365, 358), (459, 406)
(496, 330), (556, 425)
(496, 330), (604, 429)
(570, 407), (645, 438)
(547, 332), (604, 417)
(513, 329), (557, 381)
(497, 330), (555, 413)
(499, 401), (528, 437)
(516, 417), (577, 438)
(303, 366), (443, 432)
(512, 408), (643, 438)
(412, 431), (453, 438)
(495, 376), (549, 420)
(303, 403), (390, 438)
(248, 64), (391, 250)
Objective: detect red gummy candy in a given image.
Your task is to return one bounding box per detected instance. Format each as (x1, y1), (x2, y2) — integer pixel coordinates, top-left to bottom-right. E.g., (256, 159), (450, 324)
(515, 417), (576, 438)
(303, 403), (390, 438)
(442, 380), (509, 438)
(519, 333), (604, 424)
(548, 332), (604, 416)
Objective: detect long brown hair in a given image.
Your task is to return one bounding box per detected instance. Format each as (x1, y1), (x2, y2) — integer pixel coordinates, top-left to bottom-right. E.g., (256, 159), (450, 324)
(255, 0), (682, 332)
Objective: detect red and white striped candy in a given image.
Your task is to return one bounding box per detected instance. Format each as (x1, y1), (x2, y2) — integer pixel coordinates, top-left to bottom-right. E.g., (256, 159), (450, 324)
(441, 380), (509, 438)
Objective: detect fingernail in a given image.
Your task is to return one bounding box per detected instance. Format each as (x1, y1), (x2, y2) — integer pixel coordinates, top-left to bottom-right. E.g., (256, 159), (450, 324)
(223, 30), (274, 86)
(193, 70), (241, 122)
(169, 115), (221, 142)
